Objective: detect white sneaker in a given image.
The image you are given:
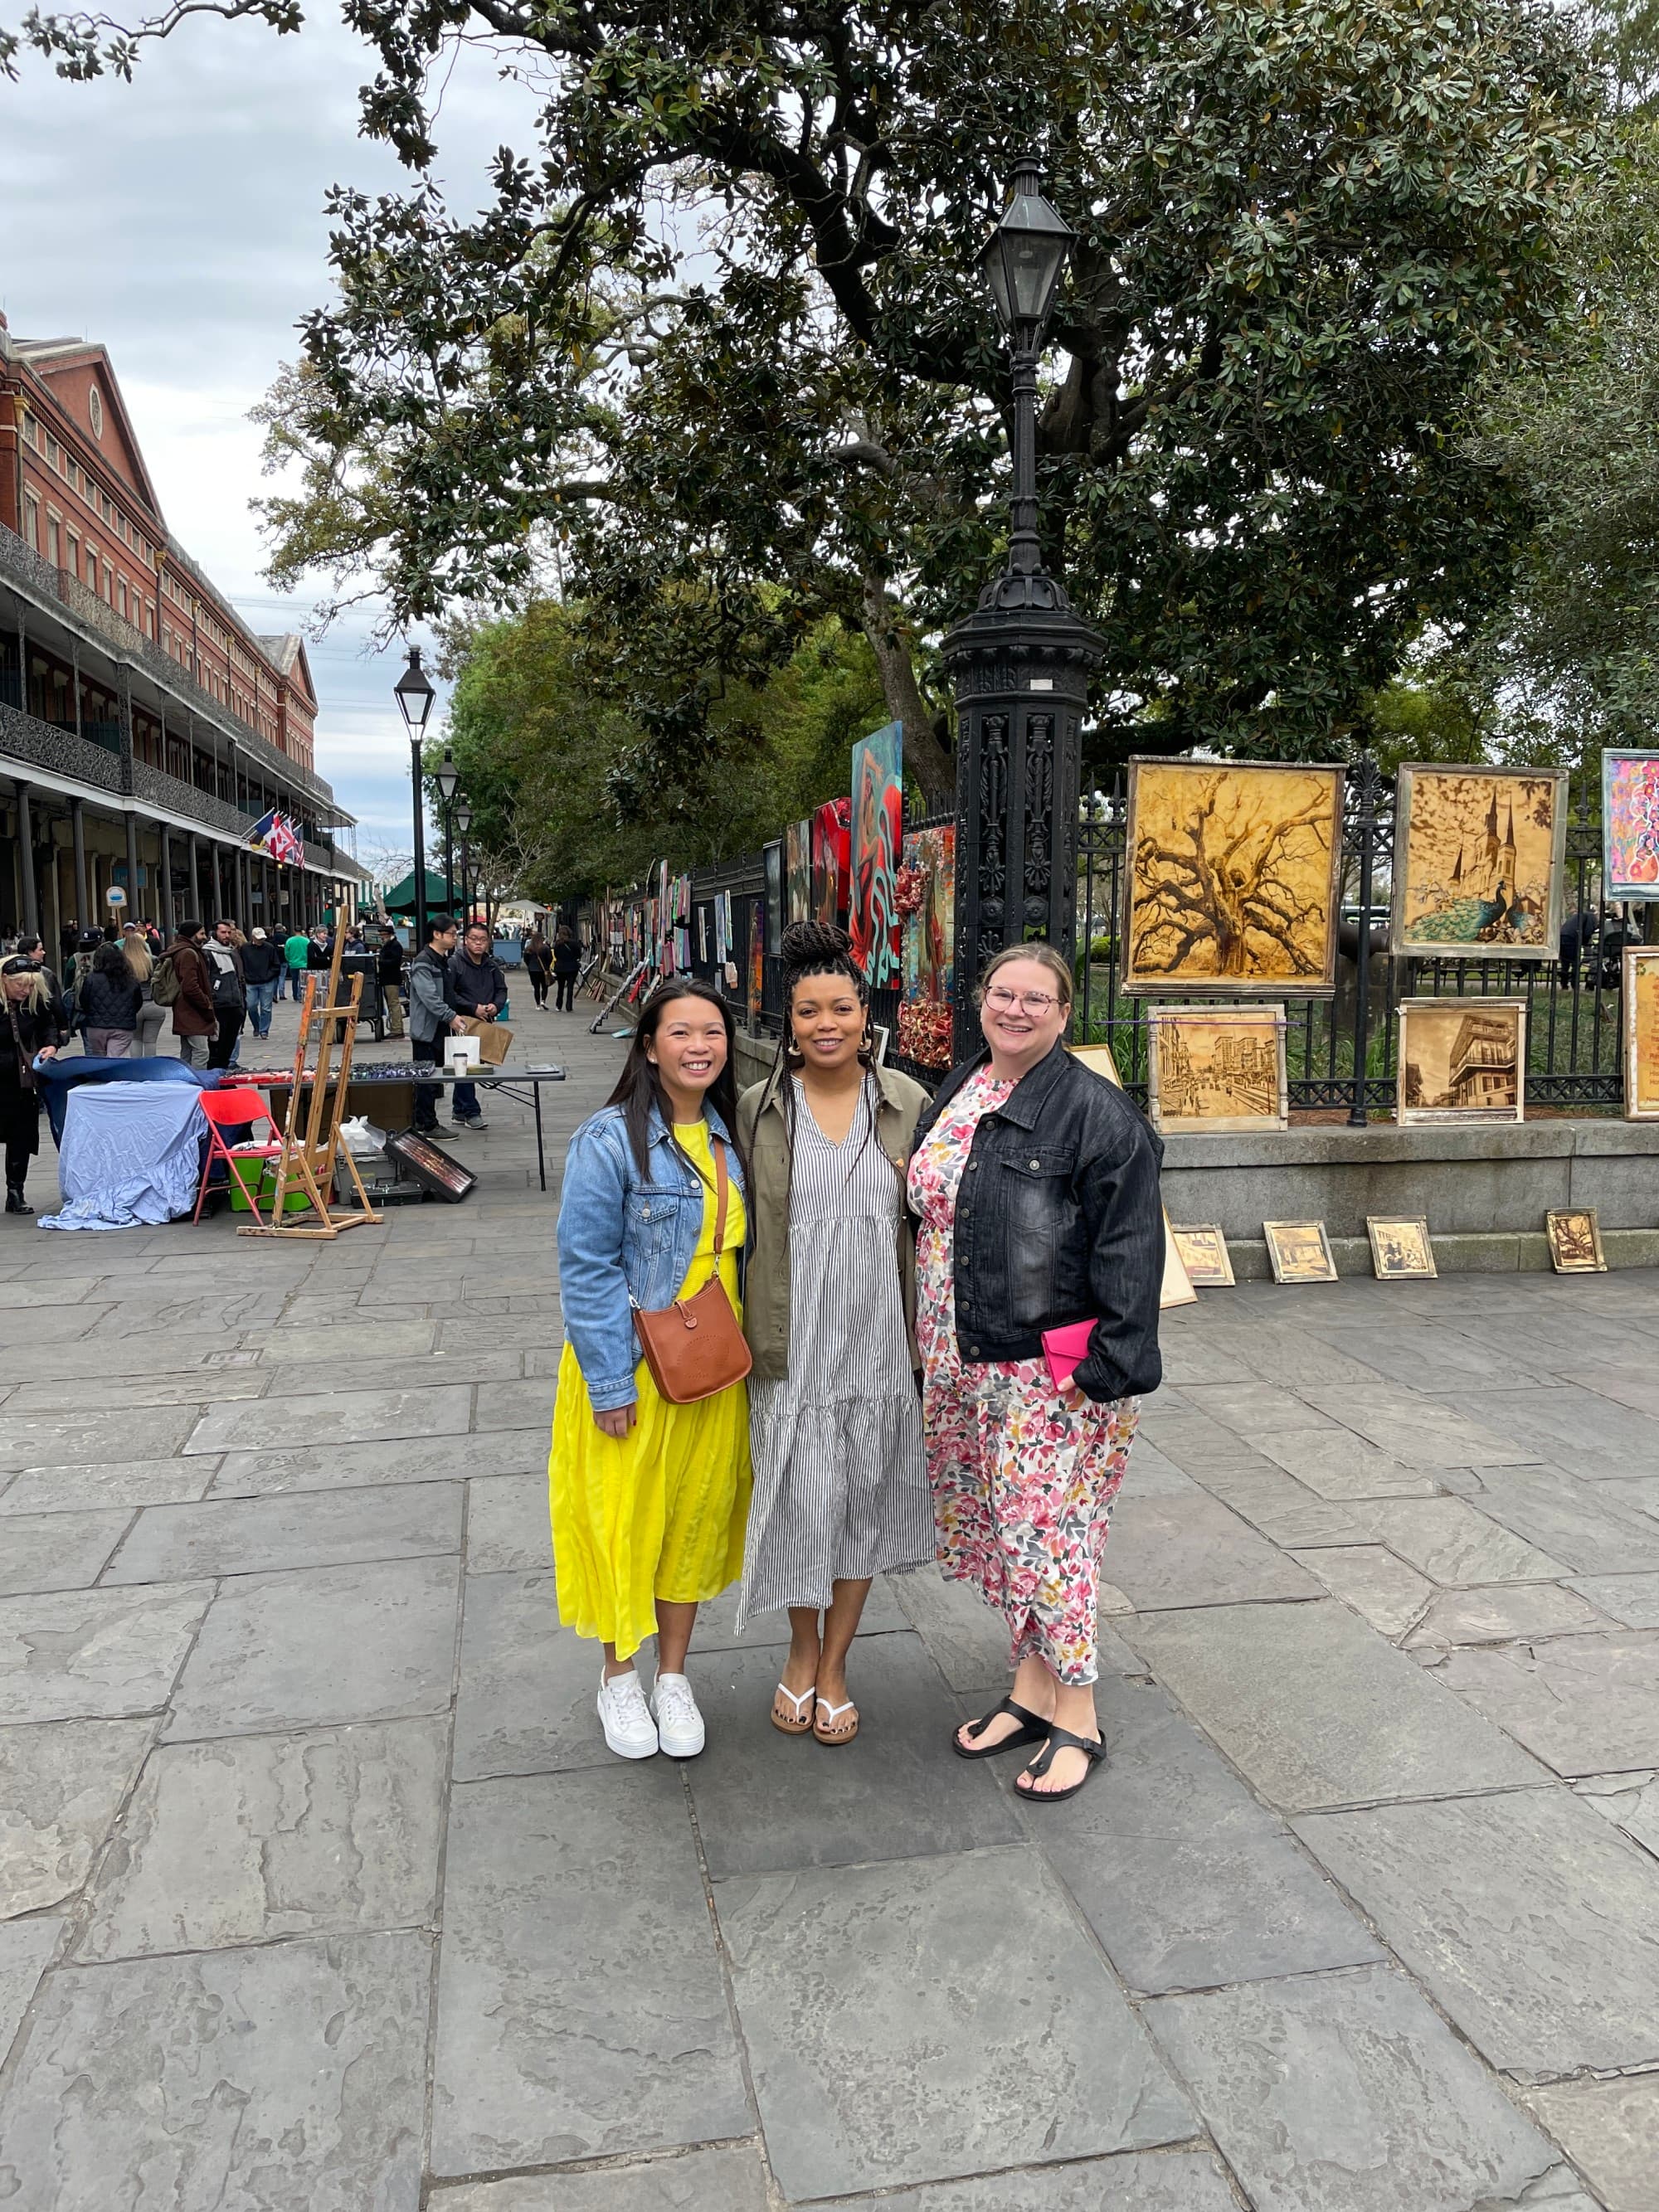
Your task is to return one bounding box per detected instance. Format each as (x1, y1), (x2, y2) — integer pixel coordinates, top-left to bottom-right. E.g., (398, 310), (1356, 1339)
(597, 1669), (658, 1760)
(650, 1671), (706, 1759)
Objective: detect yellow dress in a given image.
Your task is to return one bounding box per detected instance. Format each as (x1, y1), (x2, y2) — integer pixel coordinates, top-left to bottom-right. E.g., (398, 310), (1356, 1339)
(549, 1121), (752, 1660)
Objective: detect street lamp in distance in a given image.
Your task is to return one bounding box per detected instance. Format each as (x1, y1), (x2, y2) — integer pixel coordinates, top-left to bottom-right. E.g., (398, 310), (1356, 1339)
(394, 646), (437, 946)
(451, 799), (474, 925)
(435, 749), (461, 915)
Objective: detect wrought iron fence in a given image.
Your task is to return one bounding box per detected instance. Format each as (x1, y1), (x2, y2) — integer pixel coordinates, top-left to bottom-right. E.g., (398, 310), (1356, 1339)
(1077, 760), (1629, 1119)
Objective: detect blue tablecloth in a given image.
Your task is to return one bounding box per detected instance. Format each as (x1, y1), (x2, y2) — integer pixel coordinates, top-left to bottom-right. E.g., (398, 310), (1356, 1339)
(38, 1082), (209, 1232)
(34, 1053), (217, 1144)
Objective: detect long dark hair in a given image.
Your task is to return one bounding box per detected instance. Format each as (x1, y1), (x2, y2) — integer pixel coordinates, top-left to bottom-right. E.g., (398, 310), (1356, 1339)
(772, 921), (887, 1184)
(92, 941), (133, 984)
(606, 979), (742, 1181)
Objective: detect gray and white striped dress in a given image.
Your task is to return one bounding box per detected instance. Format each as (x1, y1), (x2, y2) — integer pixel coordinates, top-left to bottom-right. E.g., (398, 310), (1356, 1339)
(737, 1081), (934, 1626)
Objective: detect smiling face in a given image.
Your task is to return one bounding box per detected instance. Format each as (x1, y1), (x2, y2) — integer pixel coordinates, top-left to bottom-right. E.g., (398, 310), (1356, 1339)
(647, 996), (728, 1109)
(790, 969), (865, 1075)
(979, 955), (1072, 1073)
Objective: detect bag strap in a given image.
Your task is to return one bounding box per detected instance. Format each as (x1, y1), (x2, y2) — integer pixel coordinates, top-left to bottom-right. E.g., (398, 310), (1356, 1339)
(710, 1136), (730, 1260)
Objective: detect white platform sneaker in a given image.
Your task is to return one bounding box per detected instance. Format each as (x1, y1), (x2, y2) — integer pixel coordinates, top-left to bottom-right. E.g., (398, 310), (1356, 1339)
(597, 1668), (658, 1759)
(650, 1671), (706, 1759)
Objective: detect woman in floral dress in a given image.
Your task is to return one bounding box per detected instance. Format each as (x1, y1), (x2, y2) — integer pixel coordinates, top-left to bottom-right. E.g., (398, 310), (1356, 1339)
(907, 946), (1165, 1802)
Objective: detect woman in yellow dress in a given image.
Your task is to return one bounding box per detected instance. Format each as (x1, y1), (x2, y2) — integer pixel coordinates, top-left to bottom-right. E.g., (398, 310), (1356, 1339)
(550, 979), (751, 1761)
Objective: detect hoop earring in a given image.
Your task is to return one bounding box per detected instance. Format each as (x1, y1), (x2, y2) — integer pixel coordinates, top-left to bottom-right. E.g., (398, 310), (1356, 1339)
(785, 1033), (805, 1064)
(857, 1030), (874, 1066)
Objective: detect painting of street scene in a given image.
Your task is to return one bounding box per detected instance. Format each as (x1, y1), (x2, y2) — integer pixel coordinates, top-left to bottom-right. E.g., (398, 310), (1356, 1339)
(1123, 760), (1345, 995)
(1397, 998), (1526, 1125)
(1147, 1005), (1287, 1134)
(1624, 947), (1659, 1120)
(1393, 766), (1567, 957)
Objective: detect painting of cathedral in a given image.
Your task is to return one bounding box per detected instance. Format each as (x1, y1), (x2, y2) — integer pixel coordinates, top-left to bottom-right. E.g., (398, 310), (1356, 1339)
(1391, 766), (1567, 959)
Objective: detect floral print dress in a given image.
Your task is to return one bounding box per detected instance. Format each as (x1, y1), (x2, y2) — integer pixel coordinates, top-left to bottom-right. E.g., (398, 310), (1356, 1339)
(907, 1067), (1139, 1686)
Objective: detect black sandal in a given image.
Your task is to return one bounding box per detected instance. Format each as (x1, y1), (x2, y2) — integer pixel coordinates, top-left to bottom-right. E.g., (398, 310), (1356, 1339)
(952, 1696), (1052, 1762)
(1014, 1726), (1107, 1805)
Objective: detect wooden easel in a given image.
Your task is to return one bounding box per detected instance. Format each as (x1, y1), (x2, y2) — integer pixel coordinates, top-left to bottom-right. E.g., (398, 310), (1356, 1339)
(239, 925), (382, 1240)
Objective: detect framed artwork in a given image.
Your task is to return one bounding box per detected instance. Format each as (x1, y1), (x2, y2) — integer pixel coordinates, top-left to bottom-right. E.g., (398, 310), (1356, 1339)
(747, 901), (766, 1024)
(1603, 752), (1659, 901)
(1170, 1224), (1236, 1287)
(1624, 946), (1659, 1120)
(1071, 1043), (1124, 1086)
(811, 796), (851, 926)
(1391, 765), (1568, 958)
(786, 819), (813, 926)
(1263, 1220), (1338, 1284)
(850, 722), (903, 986)
(764, 841), (784, 958)
(1146, 1004), (1288, 1135)
(1546, 1208), (1607, 1273)
(898, 824), (956, 1071)
(383, 1129), (476, 1203)
(1121, 758), (1345, 995)
(1396, 998), (1526, 1125)
(1367, 1218), (1438, 1280)
(697, 906), (709, 965)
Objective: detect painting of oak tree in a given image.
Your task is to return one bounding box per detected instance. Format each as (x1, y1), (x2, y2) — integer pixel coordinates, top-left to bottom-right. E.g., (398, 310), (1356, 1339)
(1123, 761), (1345, 994)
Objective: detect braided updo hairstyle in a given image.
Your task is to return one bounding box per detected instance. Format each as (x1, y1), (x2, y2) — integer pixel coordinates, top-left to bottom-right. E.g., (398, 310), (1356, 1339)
(773, 920), (889, 1175)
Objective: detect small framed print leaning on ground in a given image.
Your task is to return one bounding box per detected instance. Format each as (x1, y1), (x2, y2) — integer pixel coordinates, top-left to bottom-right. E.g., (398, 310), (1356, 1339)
(1391, 764), (1568, 959)
(1170, 1225), (1236, 1287)
(1546, 1208), (1607, 1274)
(1146, 1004), (1288, 1135)
(1623, 947), (1659, 1120)
(1121, 758), (1345, 995)
(1263, 1221), (1339, 1284)
(1367, 1218), (1438, 1281)
(1396, 998), (1526, 1126)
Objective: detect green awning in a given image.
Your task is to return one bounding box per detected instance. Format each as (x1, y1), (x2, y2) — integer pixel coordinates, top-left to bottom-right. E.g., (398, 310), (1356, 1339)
(377, 868), (454, 914)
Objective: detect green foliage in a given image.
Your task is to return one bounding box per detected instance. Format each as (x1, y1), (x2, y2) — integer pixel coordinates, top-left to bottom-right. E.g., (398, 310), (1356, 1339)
(9, 0), (1607, 785)
(436, 603), (886, 898)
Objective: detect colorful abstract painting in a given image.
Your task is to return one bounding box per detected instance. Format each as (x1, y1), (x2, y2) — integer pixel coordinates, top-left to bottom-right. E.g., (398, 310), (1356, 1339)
(898, 824), (956, 1069)
(811, 796), (850, 926)
(747, 898), (766, 1023)
(850, 722), (903, 986)
(786, 819), (813, 925)
(1392, 766), (1567, 958)
(1604, 753), (1659, 901)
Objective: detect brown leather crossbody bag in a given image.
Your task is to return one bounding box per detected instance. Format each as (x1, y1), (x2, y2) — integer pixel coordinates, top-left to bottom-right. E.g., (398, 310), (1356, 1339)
(631, 1137), (752, 1403)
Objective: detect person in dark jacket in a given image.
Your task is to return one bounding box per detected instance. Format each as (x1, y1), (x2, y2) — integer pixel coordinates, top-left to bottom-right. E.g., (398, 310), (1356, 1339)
(446, 920), (506, 1130)
(907, 942), (1164, 1805)
(2, 957), (63, 1213)
(203, 921), (246, 1071)
(163, 921), (217, 1068)
(552, 926), (581, 1013)
(80, 941), (143, 1057)
(377, 927), (407, 1040)
(407, 915), (465, 1133)
(239, 929), (282, 1039)
(523, 929), (552, 1009)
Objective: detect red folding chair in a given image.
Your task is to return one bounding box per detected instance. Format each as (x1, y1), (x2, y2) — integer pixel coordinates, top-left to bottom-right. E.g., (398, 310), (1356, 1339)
(192, 1087), (285, 1226)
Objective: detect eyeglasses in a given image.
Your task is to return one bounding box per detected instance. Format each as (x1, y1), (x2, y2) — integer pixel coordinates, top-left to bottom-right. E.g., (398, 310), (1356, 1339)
(985, 986), (1061, 1014)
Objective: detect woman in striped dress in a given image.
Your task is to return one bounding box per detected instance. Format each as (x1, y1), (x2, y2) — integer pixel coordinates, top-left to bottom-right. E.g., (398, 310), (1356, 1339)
(736, 923), (934, 1744)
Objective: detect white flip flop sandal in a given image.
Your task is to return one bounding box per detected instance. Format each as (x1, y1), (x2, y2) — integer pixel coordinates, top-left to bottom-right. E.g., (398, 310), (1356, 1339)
(771, 1681), (815, 1735)
(812, 1694), (859, 1746)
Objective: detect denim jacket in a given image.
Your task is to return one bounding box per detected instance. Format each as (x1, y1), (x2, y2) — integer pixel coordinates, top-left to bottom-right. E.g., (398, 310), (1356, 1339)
(557, 1100), (746, 1412)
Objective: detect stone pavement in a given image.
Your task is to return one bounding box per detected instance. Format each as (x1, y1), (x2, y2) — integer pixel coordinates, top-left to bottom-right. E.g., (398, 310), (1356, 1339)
(1, 990), (1658, 2209)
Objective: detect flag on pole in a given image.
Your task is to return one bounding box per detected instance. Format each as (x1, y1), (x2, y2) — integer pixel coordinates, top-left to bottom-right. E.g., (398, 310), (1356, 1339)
(249, 809), (304, 864)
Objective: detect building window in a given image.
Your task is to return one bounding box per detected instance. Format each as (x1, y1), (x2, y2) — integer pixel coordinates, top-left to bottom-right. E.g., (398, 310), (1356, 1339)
(22, 493), (39, 551)
(22, 415), (38, 450)
(118, 578), (128, 620)
(84, 546), (97, 590)
(47, 514), (61, 566)
(89, 386), (105, 438)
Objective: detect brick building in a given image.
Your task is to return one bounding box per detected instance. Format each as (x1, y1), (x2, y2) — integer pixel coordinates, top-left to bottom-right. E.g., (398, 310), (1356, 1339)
(0, 312), (365, 941)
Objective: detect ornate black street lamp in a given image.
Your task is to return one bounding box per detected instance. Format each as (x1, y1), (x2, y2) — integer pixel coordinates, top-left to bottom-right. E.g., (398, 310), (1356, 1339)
(946, 155), (1105, 1054)
(394, 646), (436, 945)
(452, 798), (474, 926)
(435, 748), (461, 916)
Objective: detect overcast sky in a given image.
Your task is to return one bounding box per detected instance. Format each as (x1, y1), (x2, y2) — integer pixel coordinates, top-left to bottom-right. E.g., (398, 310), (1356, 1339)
(2, 9), (543, 860)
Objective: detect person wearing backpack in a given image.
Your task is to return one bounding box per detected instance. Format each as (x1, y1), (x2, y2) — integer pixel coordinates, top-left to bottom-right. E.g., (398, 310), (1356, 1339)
(156, 921), (216, 1067)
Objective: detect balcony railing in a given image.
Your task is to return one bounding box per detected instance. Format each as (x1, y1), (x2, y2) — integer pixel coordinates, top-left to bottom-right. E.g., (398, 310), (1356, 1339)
(0, 525), (338, 813)
(0, 699), (124, 793)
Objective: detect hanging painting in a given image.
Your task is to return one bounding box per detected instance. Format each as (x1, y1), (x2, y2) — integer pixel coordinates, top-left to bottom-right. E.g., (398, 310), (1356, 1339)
(1603, 752), (1659, 901)
(1146, 1004), (1289, 1135)
(786, 819), (813, 926)
(747, 898), (766, 1024)
(1396, 997), (1526, 1125)
(764, 841), (784, 958)
(1623, 946), (1659, 1120)
(811, 796), (851, 926)
(1121, 759), (1345, 995)
(898, 824), (956, 1070)
(849, 723), (903, 986)
(1391, 765), (1568, 958)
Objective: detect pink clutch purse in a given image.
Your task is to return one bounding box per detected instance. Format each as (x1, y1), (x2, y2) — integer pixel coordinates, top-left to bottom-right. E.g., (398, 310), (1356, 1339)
(1041, 1320), (1094, 1395)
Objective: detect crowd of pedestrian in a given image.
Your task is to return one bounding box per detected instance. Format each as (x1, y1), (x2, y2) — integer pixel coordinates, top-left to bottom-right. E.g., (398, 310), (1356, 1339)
(550, 925), (1165, 1799)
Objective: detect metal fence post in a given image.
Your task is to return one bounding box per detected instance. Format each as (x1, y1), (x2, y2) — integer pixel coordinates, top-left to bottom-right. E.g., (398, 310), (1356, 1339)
(1348, 746), (1379, 1127)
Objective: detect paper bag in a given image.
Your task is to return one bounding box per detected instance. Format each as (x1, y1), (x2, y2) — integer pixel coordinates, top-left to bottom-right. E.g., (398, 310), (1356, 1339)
(460, 1017), (513, 1067)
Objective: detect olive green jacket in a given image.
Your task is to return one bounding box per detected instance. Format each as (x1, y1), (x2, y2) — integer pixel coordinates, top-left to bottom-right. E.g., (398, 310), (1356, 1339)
(736, 1058), (932, 1383)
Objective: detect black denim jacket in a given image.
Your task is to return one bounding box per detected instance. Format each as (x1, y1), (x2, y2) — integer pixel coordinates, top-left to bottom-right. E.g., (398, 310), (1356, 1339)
(911, 1040), (1165, 1402)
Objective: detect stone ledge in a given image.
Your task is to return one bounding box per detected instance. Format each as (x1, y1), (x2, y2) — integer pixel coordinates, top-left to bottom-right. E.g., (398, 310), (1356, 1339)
(1217, 1228), (1659, 1281)
(1160, 1119), (1658, 1168)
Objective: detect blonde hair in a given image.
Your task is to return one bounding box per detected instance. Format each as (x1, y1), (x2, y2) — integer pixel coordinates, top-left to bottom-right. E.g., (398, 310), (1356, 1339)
(976, 941), (1074, 1010)
(2, 965), (53, 1016)
(123, 938), (153, 984)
